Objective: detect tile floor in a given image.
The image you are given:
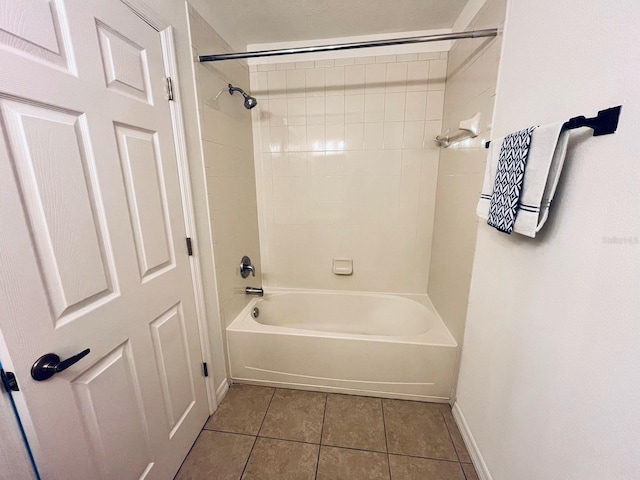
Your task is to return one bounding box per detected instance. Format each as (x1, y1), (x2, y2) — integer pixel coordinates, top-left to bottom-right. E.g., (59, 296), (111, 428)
(175, 384), (479, 480)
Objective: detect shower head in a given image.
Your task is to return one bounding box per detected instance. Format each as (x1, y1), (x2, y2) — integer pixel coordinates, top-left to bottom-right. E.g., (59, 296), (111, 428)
(228, 84), (258, 109)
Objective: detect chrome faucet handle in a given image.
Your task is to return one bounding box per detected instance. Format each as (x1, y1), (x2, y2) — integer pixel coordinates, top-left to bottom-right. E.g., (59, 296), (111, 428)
(245, 287), (263, 296)
(240, 256), (256, 278)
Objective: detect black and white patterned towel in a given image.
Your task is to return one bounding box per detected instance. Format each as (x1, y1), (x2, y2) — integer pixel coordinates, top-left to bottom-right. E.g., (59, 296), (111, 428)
(487, 126), (537, 233)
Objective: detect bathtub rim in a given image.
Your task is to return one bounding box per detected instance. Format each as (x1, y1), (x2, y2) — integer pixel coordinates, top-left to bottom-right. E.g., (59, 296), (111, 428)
(228, 287), (457, 348)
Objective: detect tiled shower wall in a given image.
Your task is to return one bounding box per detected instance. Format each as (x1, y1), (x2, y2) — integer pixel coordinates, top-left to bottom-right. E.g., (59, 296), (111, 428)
(189, 6), (262, 330)
(251, 54), (447, 293)
(428, 0), (508, 343)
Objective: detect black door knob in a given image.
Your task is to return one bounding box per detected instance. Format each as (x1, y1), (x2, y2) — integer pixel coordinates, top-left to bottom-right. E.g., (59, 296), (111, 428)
(31, 349), (90, 381)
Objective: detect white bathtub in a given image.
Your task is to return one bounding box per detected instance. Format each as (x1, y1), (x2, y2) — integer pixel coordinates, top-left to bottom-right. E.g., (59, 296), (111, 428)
(226, 289), (458, 402)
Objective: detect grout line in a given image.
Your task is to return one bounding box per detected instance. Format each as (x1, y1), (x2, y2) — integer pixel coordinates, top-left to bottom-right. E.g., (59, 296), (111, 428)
(441, 409), (462, 462)
(380, 399), (393, 479)
(462, 464), (469, 480)
(384, 452), (463, 465)
(238, 388), (276, 479)
(205, 424), (465, 464)
(238, 436), (257, 480)
(314, 393), (329, 480)
(173, 427), (205, 479)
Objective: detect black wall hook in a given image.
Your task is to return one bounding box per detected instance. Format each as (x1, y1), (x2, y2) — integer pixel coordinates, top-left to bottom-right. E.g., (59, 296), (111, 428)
(485, 105), (622, 148)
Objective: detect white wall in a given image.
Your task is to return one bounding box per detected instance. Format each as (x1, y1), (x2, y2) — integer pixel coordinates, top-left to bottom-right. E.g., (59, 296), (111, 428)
(251, 54), (446, 293)
(456, 1), (640, 479)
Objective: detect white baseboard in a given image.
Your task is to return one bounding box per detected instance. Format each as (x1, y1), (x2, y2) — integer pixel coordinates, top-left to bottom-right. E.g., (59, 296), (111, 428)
(452, 402), (493, 480)
(215, 378), (229, 406)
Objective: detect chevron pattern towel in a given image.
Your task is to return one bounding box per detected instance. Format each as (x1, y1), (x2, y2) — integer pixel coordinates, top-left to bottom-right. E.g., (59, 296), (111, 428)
(486, 126), (537, 233)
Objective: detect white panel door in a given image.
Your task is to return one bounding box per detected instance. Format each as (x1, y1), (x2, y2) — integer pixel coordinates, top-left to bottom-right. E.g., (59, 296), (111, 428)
(0, 1), (209, 479)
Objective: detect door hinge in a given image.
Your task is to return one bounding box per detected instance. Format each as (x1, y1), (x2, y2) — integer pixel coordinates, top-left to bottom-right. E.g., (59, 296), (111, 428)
(0, 369), (19, 392)
(202, 362), (209, 377)
(165, 77), (174, 101)
(186, 237), (193, 256)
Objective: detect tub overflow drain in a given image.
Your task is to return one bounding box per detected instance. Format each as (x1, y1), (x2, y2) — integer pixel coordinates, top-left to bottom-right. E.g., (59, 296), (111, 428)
(252, 307), (260, 318)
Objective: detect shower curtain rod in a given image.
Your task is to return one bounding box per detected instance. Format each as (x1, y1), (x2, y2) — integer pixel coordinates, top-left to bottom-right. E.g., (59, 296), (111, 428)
(198, 28), (499, 62)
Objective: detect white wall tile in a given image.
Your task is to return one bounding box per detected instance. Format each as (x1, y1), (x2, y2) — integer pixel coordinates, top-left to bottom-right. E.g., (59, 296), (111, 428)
(363, 122), (384, 149)
(288, 125), (307, 152)
(251, 54), (446, 294)
(364, 93), (385, 123)
(306, 97), (325, 125)
(345, 95), (365, 123)
(428, 59), (447, 91)
(306, 124), (326, 151)
(418, 52), (441, 60)
(268, 70), (286, 98)
(269, 98), (287, 127)
(325, 66), (345, 95)
(335, 58), (355, 66)
(376, 55), (396, 63)
(384, 92), (406, 122)
(385, 62), (408, 93)
(424, 120), (442, 148)
(305, 68), (325, 96)
(269, 126), (288, 152)
(287, 97), (306, 125)
(295, 61), (315, 69)
(271, 152), (289, 176)
(383, 122), (404, 149)
(407, 61), (429, 92)
(315, 59), (334, 68)
(344, 123), (364, 151)
(397, 53), (418, 62)
(325, 95), (345, 124)
(325, 124), (345, 151)
(252, 71), (269, 98)
(403, 121), (425, 148)
(286, 69), (306, 97)
(426, 91), (445, 120)
(345, 65), (365, 94)
(365, 63), (386, 94)
(258, 63), (278, 71)
(405, 91), (428, 121)
(288, 152), (308, 176)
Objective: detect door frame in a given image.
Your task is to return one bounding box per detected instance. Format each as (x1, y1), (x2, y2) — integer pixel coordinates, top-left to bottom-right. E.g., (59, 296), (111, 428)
(0, 2), (222, 475)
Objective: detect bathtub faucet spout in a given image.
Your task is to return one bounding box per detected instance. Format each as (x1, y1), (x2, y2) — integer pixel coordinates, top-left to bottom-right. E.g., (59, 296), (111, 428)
(245, 287), (264, 297)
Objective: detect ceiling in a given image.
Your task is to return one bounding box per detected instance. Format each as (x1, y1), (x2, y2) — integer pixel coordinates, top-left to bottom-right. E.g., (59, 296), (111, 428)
(191, 0), (469, 49)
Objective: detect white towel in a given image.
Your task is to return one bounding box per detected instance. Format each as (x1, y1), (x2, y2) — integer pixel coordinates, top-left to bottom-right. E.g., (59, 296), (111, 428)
(477, 122), (570, 237)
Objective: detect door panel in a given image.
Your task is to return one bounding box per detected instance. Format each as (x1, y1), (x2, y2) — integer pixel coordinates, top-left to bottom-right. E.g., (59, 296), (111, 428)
(0, 99), (117, 323)
(115, 124), (175, 280)
(96, 21), (152, 103)
(0, 0), (73, 71)
(150, 304), (197, 437)
(0, 1), (209, 479)
(72, 342), (153, 480)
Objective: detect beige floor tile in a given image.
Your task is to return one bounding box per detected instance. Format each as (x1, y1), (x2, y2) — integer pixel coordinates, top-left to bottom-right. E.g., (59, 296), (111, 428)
(259, 389), (326, 443)
(462, 462), (480, 480)
(175, 431), (254, 480)
(442, 407), (472, 463)
(383, 399), (457, 460)
(322, 394), (387, 453)
(242, 437), (319, 480)
(317, 446), (390, 480)
(205, 384), (274, 435)
(389, 455), (465, 480)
